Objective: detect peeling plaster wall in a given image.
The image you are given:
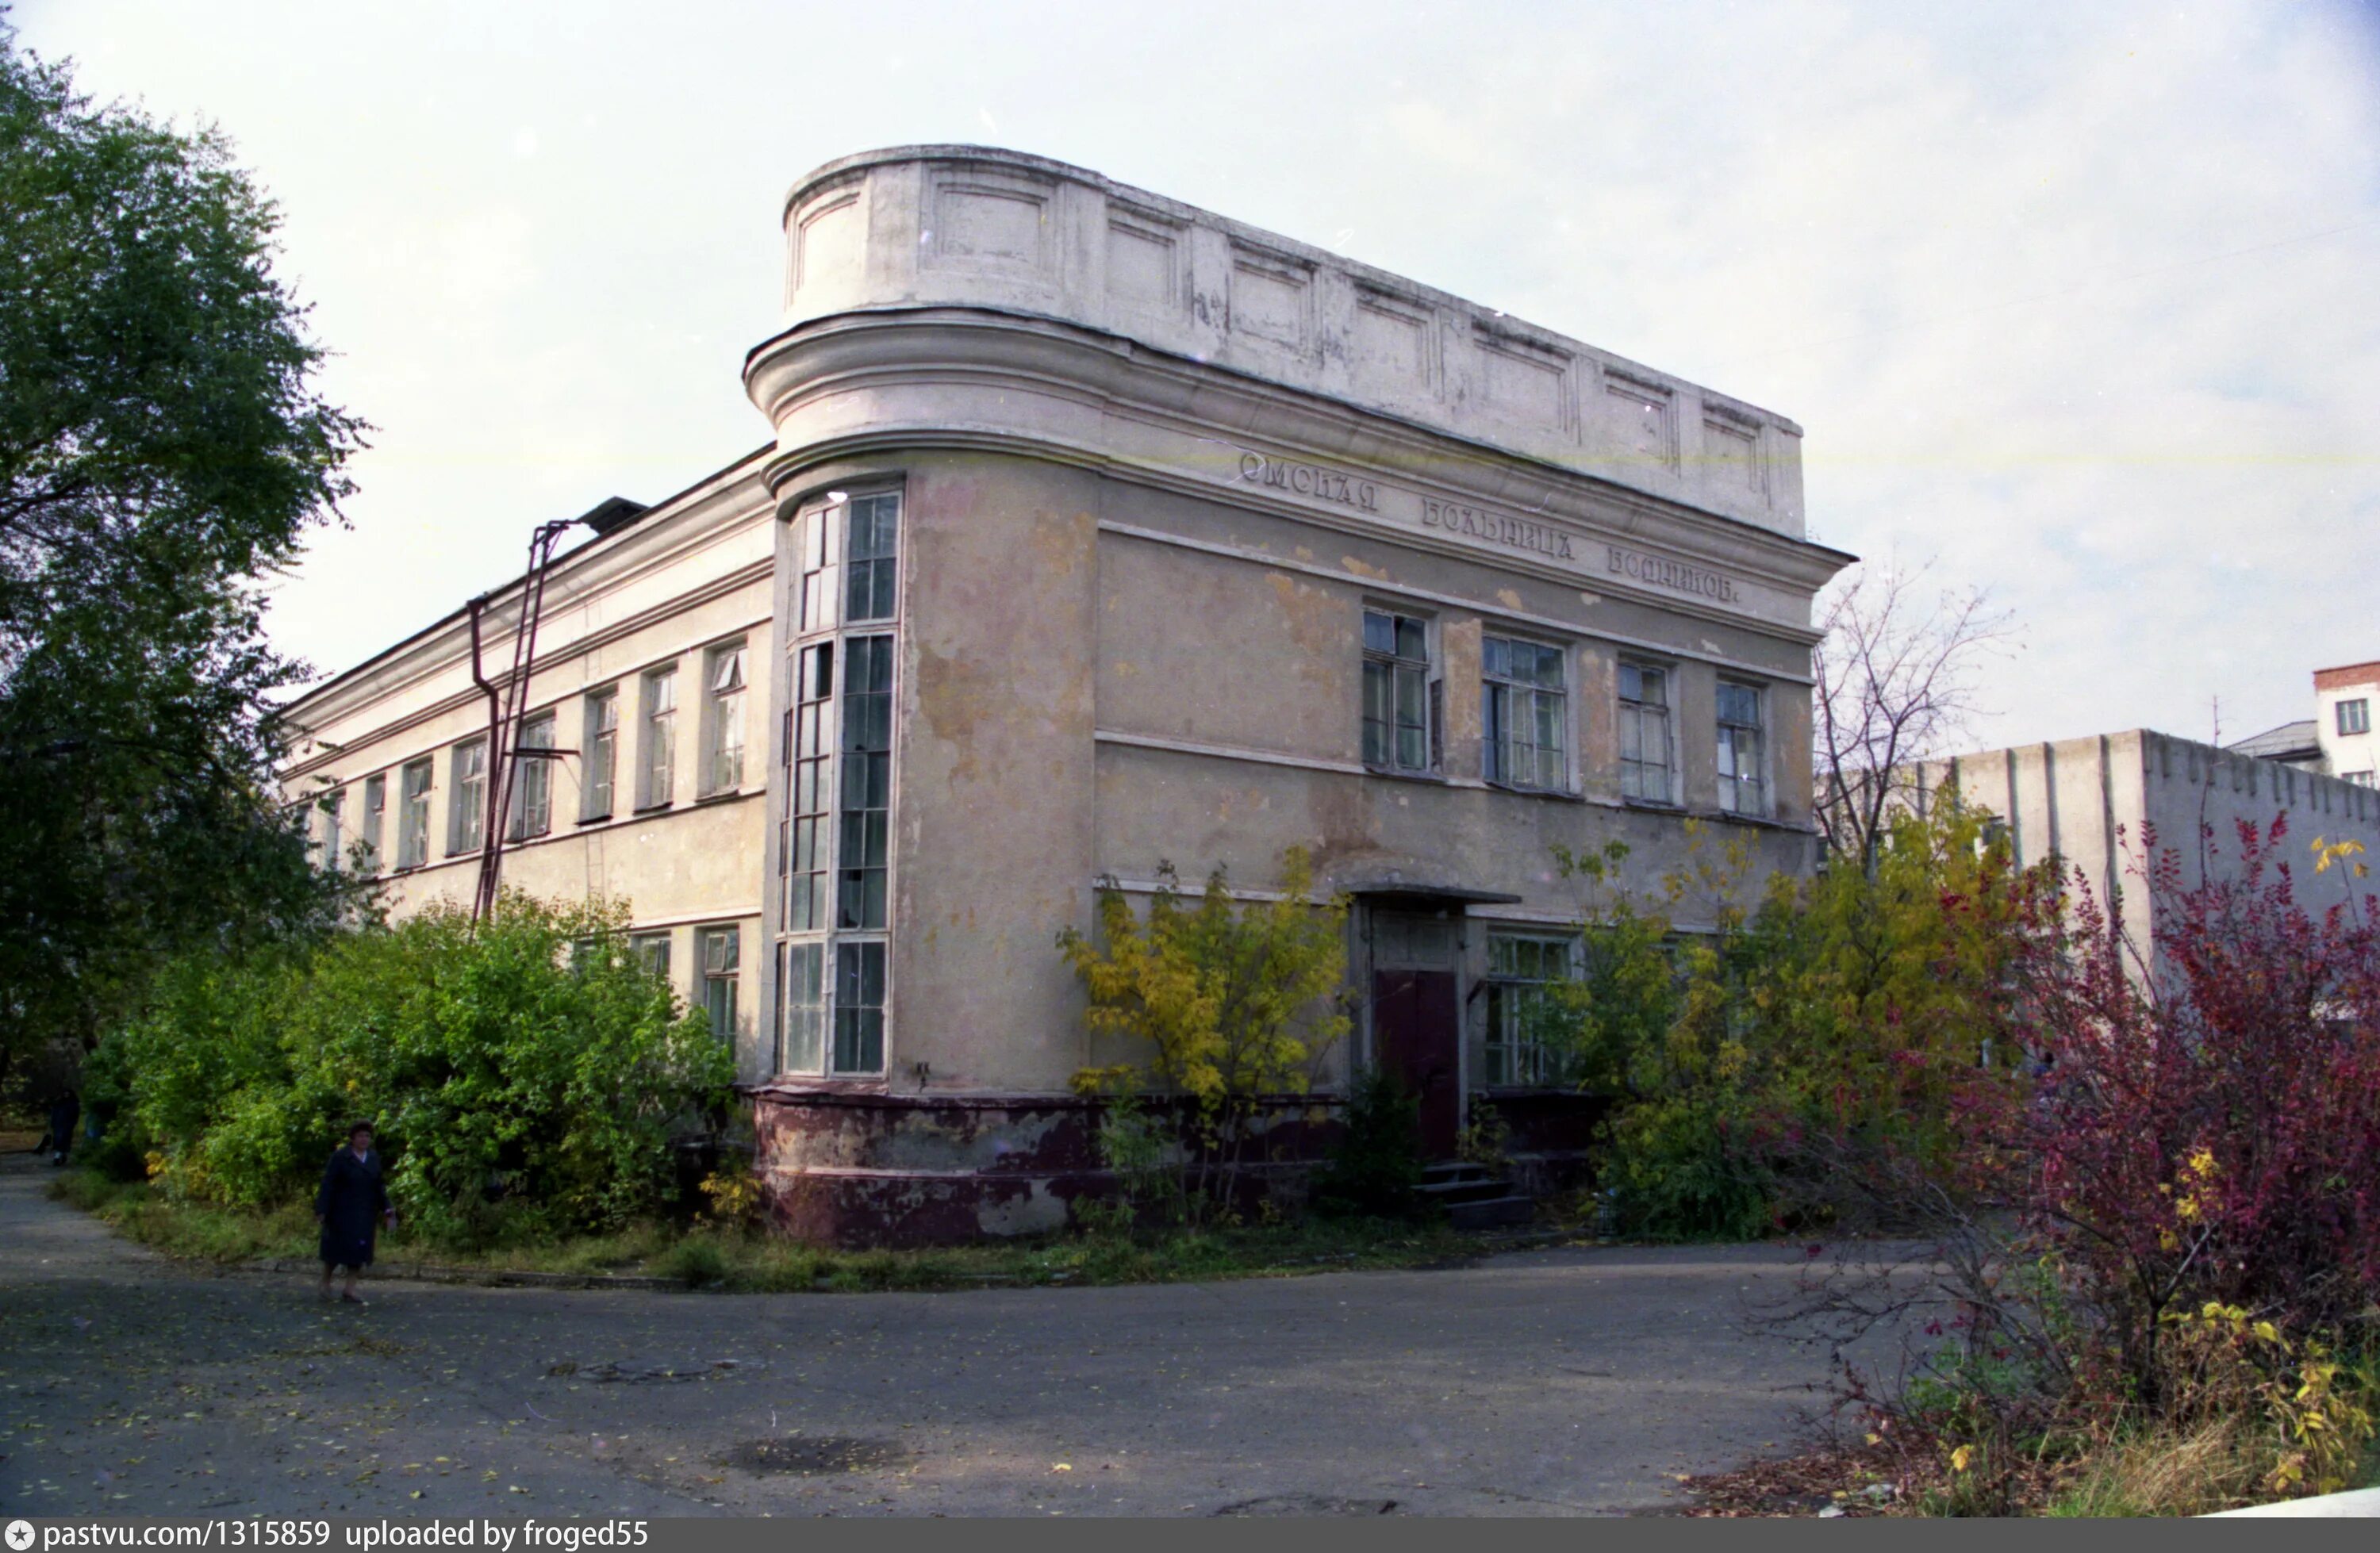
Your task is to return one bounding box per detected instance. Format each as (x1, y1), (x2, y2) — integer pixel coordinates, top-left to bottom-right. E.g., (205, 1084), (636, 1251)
(889, 452), (1103, 1093)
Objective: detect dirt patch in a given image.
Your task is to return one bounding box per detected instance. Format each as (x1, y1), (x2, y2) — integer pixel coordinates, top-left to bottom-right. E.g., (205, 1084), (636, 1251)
(716, 1436), (908, 1474)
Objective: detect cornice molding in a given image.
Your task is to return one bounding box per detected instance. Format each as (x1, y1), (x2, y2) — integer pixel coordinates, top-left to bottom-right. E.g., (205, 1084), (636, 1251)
(747, 309), (1852, 621)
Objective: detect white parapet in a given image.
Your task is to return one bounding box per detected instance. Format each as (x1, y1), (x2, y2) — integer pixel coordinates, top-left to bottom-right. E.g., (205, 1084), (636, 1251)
(775, 145), (1806, 539)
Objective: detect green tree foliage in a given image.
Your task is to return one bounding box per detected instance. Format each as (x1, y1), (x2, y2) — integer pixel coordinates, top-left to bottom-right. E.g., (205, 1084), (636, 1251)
(1061, 847), (1351, 1211)
(0, 19), (367, 1087)
(1545, 802), (2055, 1238)
(88, 895), (735, 1244)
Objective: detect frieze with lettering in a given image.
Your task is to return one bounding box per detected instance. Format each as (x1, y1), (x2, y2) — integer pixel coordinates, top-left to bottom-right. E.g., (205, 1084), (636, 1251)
(1420, 498), (1575, 562)
(1606, 545), (1737, 603)
(1238, 453), (1378, 512)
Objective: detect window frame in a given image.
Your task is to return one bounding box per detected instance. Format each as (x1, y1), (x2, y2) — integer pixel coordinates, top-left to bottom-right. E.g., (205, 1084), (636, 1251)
(581, 686), (620, 821)
(507, 710), (558, 841)
(639, 665), (678, 810)
(774, 485), (904, 1082)
(1361, 607), (1434, 775)
(317, 788), (344, 873)
(701, 639), (750, 797)
(699, 924), (741, 1041)
(397, 758), (433, 870)
(2341, 698), (2372, 738)
(1715, 678), (1768, 819)
(628, 930), (672, 983)
(446, 738), (488, 856)
(359, 773), (386, 875)
(1481, 932), (1577, 1089)
(1481, 635), (1569, 792)
(1617, 658), (1676, 806)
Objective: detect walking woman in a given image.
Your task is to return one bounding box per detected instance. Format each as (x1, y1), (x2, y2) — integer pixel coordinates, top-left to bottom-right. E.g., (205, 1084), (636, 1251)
(316, 1122), (395, 1304)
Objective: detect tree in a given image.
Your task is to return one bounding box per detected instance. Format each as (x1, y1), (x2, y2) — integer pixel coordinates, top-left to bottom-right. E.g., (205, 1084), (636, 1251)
(1059, 847), (1351, 1214)
(1811, 558), (2014, 872)
(0, 17), (367, 1092)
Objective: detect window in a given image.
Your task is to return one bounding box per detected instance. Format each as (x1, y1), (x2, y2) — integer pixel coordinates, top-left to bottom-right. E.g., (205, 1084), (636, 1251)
(704, 642), (747, 794)
(1618, 661), (1674, 803)
(2341, 699), (2372, 737)
(780, 941), (825, 1073)
(1716, 681), (1766, 817)
(360, 774), (386, 874)
(508, 711), (556, 840)
(445, 738), (488, 855)
(834, 941), (886, 1073)
(1362, 610), (1431, 772)
(785, 642), (834, 932)
(629, 931), (671, 980)
(317, 790), (344, 872)
(700, 926), (740, 1039)
(1484, 637), (1567, 790)
(640, 666), (678, 807)
(843, 493), (900, 623)
(797, 506), (833, 631)
(582, 688), (619, 819)
(838, 635), (893, 930)
(2349, 770), (2376, 788)
(397, 760), (432, 869)
(1484, 934), (1574, 1087)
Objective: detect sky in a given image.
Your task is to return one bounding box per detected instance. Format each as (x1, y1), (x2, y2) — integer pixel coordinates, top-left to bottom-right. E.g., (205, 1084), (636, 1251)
(15, 0), (2380, 752)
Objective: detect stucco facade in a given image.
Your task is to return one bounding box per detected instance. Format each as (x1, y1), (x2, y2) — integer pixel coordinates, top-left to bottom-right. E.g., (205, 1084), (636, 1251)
(1912, 730), (2380, 961)
(283, 147), (1855, 1241)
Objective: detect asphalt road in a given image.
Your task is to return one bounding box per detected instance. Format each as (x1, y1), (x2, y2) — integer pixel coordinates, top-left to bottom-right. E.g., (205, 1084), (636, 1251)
(0, 1153), (1855, 1517)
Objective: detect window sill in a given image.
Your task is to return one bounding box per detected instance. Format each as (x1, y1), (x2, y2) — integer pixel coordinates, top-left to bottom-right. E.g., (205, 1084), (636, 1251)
(577, 811), (613, 826)
(1484, 780), (1586, 803)
(693, 787), (755, 806)
(1361, 764), (1449, 786)
(632, 800), (674, 815)
(1620, 796), (1684, 814)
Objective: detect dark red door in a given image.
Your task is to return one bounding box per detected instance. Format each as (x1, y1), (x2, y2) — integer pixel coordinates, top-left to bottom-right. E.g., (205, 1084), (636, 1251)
(1373, 968), (1461, 1159)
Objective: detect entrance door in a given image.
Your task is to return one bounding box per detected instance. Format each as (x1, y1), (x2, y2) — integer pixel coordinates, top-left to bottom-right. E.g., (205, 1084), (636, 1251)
(1373, 967), (1461, 1159)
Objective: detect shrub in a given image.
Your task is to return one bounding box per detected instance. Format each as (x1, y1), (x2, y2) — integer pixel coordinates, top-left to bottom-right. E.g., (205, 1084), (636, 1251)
(1311, 1066), (1423, 1219)
(1061, 847), (1350, 1215)
(96, 892), (734, 1242)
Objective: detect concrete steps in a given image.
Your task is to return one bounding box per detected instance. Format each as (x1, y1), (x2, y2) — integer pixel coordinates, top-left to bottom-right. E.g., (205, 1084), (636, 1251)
(1418, 1160), (1534, 1231)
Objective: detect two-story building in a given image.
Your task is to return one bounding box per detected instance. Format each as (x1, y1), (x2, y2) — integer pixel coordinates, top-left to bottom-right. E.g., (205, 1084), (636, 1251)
(282, 147), (1855, 1241)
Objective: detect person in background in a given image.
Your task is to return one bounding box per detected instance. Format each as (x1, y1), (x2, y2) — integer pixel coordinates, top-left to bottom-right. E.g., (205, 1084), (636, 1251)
(47, 1089), (79, 1166)
(315, 1121), (394, 1304)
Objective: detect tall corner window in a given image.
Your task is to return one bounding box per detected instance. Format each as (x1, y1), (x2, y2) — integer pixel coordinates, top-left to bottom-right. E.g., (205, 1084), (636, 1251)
(507, 711), (557, 841)
(1361, 608), (1431, 773)
(779, 941), (826, 1074)
(834, 941), (886, 1074)
(700, 926), (740, 1040)
(837, 635), (893, 930)
(843, 493), (900, 623)
(2341, 698), (2372, 737)
(785, 642), (834, 932)
(640, 665), (678, 808)
(1484, 637), (1567, 791)
(1716, 681), (1767, 817)
(447, 739), (487, 855)
(582, 687), (619, 819)
(317, 789), (344, 872)
(704, 642), (748, 794)
(1618, 661), (1674, 803)
(397, 758), (432, 869)
(1484, 934), (1575, 1087)
(360, 773), (386, 875)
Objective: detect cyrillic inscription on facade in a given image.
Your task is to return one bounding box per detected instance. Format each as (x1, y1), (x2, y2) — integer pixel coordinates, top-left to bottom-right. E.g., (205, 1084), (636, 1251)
(1606, 545), (1736, 603)
(1238, 453), (1379, 512)
(1421, 498), (1576, 562)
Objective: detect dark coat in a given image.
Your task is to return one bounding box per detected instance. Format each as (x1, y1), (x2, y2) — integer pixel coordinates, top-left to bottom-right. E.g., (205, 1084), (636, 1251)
(316, 1145), (389, 1269)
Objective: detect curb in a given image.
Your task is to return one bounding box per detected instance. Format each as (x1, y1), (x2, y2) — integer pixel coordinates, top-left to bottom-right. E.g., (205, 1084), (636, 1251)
(235, 1226), (1598, 1294)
